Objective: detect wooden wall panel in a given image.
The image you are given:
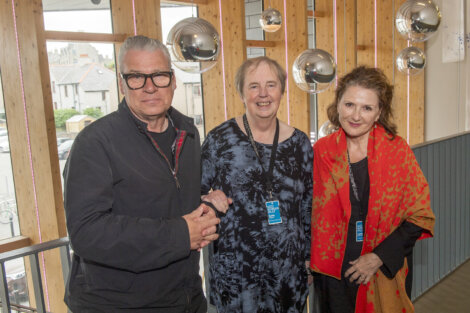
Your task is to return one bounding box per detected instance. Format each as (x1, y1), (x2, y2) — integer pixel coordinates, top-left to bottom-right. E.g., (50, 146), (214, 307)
(333, 0), (357, 98)
(408, 42), (425, 145)
(343, 0), (357, 74)
(315, 0), (336, 130)
(199, 0), (246, 133)
(376, 1), (394, 77)
(314, 0), (424, 144)
(265, 0), (309, 135)
(356, 0), (375, 67)
(393, 0), (410, 142)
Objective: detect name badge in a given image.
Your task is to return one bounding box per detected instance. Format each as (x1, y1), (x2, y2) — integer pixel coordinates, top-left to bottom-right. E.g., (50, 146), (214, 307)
(266, 200), (282, 225)
(356, 221), (364, 242)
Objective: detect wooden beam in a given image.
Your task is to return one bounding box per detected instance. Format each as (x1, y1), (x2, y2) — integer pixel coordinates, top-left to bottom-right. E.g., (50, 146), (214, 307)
(0, 236), (31, 253)
(163, 0), (207, 5)
(245, 40), (276, 48)
(111, 0), (163, 100)
(199, 0), (246, 132)
(45, 31), (127, 43)
(112, 0), (162, 40)
(133, 0), (162, 40)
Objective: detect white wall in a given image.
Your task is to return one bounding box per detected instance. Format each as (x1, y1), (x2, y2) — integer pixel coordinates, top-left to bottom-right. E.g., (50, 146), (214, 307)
(424, 0), (469, 141)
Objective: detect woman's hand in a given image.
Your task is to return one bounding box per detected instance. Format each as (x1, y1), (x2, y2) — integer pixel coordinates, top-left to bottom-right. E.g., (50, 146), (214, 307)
(201, 190), (233, 214)
(344, 253), (383, 285)
(306, 261), (314, 286)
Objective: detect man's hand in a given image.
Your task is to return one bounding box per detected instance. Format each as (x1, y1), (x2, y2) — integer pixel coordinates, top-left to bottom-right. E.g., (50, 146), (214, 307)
(201, 190), (233, 214)
(182, 204), (220, 250)
(344, 253), (383, 285)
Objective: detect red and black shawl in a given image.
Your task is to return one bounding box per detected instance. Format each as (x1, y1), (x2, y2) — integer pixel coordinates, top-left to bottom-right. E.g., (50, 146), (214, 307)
(310, 125), (435, 313)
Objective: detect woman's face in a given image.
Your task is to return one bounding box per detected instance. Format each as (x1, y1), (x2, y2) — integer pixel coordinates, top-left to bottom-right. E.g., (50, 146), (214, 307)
(241, 62), (282, 121)
(337, 85), (381, 141)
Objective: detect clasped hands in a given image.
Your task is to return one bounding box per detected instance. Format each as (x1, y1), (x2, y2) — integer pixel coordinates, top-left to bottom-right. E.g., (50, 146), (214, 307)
(344, 253), (383, 285)
(183, 190), (232, 251)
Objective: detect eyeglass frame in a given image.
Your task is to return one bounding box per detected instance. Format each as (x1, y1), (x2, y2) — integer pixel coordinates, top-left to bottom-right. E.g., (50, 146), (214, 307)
(120, 70), (174, 90)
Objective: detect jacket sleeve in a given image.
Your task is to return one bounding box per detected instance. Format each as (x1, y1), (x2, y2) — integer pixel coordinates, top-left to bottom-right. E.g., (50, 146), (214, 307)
(63, 132), (191, 273)
(373, 221), (423, 278)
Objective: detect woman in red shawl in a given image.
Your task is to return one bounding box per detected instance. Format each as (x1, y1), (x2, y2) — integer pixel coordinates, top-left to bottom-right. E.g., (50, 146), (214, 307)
(310, 66), (435, 313)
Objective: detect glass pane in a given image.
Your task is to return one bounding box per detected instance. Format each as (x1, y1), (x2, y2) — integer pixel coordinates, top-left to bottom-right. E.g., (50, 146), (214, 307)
(46, 41), (118, 183)
(161, 4), (206, 141)
(5, 258), (30, 310)
(43, 1), (118, 182)
(245, 0), (266, 58)
(0, 70), (20, 240)
(42, 0), (112, 34)
(0, 69), (29, 311)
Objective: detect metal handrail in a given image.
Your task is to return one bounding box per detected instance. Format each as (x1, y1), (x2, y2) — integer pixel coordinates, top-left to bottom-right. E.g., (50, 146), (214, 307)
(0, 237), (70, 313)
(411, 130), (470, 149)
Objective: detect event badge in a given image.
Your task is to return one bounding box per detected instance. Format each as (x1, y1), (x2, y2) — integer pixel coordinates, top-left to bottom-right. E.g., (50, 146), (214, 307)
(266, 200), (282, 225)
(356, 221), (364, 242)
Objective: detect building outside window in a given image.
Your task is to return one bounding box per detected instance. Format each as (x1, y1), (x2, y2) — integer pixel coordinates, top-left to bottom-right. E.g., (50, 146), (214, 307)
(161, 3), (206, 141)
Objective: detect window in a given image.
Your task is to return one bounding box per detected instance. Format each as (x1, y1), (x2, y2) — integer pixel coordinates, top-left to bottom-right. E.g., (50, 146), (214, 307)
(43, 0), (116, 177)
(161, 3), (206, 141)
(193, 84), (201, 97)
(0, 72), (19, 240)
(0, 63), (29, 309)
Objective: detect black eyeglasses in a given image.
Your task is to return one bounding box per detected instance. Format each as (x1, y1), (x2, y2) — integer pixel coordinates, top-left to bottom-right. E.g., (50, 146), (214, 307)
(120, 71), (173, 90)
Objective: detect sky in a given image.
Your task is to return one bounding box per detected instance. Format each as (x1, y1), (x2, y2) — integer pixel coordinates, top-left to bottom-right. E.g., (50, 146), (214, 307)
(43, 6), (195, 59)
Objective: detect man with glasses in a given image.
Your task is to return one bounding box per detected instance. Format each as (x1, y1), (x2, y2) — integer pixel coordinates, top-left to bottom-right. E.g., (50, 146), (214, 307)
(63, 35), (225, 312)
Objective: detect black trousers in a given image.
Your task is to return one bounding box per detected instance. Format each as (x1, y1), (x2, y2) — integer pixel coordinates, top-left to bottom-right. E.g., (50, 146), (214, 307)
(67, 290), (207, 313)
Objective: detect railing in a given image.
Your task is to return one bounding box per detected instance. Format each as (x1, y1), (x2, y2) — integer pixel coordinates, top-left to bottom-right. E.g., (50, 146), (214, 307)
(411, 131), (470, 299)
(0, 237), (70, 313)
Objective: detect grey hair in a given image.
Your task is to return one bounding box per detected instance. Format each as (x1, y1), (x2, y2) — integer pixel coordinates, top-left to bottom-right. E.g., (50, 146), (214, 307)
(235, 56), (287, 97)
(118, 35), (172, 72)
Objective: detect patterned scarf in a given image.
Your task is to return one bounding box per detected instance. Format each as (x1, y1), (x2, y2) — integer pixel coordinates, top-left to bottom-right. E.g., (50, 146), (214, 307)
(310, 124), (435, 313)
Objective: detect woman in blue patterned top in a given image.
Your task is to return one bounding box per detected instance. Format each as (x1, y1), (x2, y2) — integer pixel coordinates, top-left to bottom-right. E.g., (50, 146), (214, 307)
(201, 56), (313, 313)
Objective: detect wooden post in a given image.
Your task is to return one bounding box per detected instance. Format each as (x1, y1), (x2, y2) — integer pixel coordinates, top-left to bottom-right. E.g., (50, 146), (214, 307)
(199, 0), (247, 133)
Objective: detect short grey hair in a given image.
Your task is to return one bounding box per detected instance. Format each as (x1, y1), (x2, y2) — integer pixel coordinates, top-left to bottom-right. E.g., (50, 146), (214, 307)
(118, 35), (172, 72)
(235, 56), (287, 97)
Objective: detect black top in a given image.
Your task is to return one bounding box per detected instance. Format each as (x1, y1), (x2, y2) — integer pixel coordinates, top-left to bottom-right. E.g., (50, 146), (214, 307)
(314, 157), (423, 313)
(150, 122), (177, 167)
(343, 157), (370, 276)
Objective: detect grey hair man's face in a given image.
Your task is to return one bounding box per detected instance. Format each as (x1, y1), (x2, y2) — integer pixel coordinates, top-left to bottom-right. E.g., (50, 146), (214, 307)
(119, 49), (176, 126)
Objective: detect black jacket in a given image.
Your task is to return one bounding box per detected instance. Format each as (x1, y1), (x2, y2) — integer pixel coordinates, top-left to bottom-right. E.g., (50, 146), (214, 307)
(63, 99), (203, 311)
